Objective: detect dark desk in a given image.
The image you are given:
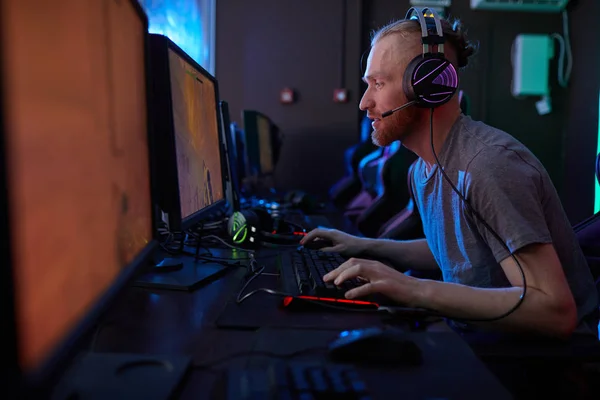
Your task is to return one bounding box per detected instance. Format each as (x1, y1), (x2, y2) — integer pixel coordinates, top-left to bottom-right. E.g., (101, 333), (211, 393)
(54, 203), (595, 399)
(78, 243), (517, 400)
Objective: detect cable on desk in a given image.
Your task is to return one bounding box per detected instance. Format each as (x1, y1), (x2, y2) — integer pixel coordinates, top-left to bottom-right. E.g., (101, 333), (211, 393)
(202, 234), (255, 254)
(192, 347), (328, 371)
(189, 252), (253, 261)
(236, 265), (267, 303)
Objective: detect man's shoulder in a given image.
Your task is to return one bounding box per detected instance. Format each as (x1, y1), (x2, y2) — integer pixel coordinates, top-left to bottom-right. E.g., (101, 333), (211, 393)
(456, 116), (526, 155)
(455, 116), (544, 178)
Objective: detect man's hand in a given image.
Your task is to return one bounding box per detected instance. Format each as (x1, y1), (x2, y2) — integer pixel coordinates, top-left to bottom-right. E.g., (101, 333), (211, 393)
(300, 228), (365, 257)
(323, 258), (423, 306)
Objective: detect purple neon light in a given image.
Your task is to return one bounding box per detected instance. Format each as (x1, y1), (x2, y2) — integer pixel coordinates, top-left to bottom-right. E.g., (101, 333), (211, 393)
(421, 97), (446, 103)
(432, 64), (458, 88)
(413, 59), (445, 86)
(413, 59), (458, 89)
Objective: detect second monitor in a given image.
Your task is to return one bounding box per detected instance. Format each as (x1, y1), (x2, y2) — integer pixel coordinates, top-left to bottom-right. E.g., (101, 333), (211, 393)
(243, 110), (276, 178)
(149, 34), (226, 233)
(134, 34), (230, 291)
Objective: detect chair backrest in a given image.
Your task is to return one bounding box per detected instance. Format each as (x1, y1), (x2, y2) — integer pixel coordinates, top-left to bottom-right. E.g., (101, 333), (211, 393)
(379, 144), (418, 204)
(329, 114), (378, 209)
(573, 156), (600, 328)
(358, 143), (398, 198)
(596, 152), (600, 187)
(342, 145), (391, 219)
(377, 159), (424, 240)
(350, 113), (378, 176)
(355, 147), (418, 237)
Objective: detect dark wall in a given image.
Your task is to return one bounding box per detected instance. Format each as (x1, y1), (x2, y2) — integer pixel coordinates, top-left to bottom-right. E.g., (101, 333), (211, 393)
(216, 0), (364, 196)
(217, 0), (599, 222)
(562, 0), (600, 224)
(364, 0), (571, 206)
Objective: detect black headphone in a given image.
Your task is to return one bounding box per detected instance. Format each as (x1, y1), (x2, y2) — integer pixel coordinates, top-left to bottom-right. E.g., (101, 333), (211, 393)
(227, 208), (305, 248)
(403, 7), (459, 108)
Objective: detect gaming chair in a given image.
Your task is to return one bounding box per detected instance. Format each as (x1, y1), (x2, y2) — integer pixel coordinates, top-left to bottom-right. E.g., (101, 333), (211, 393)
(574, 152), (600, 285)
(355, 145), (418, 237)
(343, 142), (401, 222)
(330, 114), (378, 209)
(377, 160), (423, 240)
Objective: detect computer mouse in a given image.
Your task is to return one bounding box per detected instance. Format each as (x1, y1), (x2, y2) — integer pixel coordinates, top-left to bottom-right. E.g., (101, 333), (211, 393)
(302, 238), (334, 250)
(328, 326), (422, 366)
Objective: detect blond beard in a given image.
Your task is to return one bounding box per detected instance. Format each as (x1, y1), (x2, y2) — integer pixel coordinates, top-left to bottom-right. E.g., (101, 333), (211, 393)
(371, 106), (420, 147)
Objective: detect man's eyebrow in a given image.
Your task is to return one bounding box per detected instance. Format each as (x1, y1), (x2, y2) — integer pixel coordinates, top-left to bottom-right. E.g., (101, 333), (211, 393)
(362, 72), (388, 82)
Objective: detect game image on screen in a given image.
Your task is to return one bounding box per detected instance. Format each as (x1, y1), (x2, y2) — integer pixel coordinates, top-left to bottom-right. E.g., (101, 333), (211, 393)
(168, 49), (224, 220)
(2, 0), (152, 370)
(257, 115), (274, 174)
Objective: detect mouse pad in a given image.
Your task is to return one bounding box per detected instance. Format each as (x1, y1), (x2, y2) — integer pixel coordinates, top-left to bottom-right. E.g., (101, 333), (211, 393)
(250, 328), (513, 400)
(214, 273), (386, 330)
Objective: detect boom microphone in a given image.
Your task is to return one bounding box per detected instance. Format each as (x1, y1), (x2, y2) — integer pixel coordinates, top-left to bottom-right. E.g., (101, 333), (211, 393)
(381, 100), (417, 118)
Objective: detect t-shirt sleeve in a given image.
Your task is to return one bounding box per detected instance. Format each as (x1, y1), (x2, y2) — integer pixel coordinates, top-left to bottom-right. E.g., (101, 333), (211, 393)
(464, 147), (552, 262)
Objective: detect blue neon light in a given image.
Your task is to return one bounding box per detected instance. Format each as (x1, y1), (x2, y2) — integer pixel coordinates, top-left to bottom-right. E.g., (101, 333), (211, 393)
(138, 0), (209, 70)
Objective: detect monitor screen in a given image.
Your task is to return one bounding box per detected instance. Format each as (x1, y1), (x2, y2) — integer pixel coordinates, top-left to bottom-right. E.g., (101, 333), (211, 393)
(168, 49), (224, 221)
(1, 0), (153, 374)
(257, 114), (274, 174)
(243, 110), (275, 176)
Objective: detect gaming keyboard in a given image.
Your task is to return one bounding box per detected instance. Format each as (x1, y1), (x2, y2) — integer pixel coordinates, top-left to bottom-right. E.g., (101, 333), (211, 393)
(278, 247), (364, 299)
(226, 361), (371, 400)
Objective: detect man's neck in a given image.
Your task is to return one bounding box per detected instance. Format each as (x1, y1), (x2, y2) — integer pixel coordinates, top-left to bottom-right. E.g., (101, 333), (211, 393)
(402, 106), (461, 171)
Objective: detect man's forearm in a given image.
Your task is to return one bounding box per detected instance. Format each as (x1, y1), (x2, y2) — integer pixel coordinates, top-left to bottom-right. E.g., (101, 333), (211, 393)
(415, 280), (577, 338)
(360, 238), (439, 271)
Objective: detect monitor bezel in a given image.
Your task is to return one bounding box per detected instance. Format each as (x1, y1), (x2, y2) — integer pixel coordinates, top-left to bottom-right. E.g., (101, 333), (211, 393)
(242, 110), (275, 176)
(148, 34), (227, 233)
(1, 1), (159, 396)
(219, 100), (241, 212)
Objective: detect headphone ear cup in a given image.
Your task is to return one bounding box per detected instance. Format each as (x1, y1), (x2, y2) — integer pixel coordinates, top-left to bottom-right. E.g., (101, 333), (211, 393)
(228, 210), (260, 247)
(228, 209), (301, 247)
(403, 55), (423, 103)
(406, 55), (458, 108)
(250, 208), (274, 230)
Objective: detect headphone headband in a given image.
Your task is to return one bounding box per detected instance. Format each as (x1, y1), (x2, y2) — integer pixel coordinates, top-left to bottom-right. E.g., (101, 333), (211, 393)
(405, 7), (445, 52)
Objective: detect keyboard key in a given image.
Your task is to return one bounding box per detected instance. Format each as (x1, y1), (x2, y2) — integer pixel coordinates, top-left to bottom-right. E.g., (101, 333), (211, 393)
(291, 366), (310, 390)
(228, 362), (370, 399)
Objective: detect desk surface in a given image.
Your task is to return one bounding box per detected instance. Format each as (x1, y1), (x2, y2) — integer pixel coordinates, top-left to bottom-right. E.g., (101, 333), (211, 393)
(68, 209), (599, 400)
(78, 241), (515, 400)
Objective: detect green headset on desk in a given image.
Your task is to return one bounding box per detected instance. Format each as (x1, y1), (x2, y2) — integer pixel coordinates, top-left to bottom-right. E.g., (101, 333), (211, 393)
(227, 208), (306, 248)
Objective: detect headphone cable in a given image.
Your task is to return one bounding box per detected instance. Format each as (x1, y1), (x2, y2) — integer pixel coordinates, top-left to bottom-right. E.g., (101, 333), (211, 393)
(428, 108), (527, 323)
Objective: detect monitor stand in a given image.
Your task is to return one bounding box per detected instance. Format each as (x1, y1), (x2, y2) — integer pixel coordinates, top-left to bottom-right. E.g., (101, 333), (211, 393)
(51, 353), (190, 400)
(133, 247), (235, 291)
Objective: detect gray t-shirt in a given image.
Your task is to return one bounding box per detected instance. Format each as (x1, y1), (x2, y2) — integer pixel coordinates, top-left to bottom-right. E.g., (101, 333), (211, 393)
(412, 114), (598, 334)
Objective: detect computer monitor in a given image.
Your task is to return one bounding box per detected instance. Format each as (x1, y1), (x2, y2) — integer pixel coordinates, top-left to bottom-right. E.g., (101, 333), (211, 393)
(231, 121), (249, 183)
(0, 1), (186, 397)
(133, 34), (230, 292)
(147, 34), (226, 233)
(243, 110), (275, 176)
(219, 101), (241, 212)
